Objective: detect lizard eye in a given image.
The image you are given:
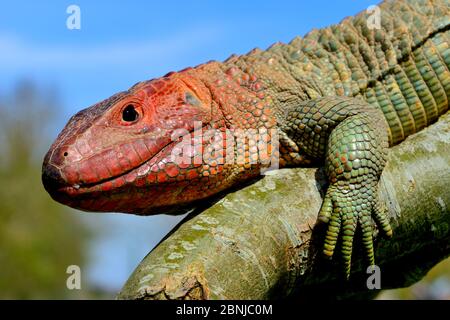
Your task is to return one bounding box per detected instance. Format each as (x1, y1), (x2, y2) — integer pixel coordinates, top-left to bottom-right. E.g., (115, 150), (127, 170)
(122, 104), (139, 122)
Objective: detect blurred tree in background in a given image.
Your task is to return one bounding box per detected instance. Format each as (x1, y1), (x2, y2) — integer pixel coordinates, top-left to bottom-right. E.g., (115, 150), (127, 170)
(0, 81), (92, 299)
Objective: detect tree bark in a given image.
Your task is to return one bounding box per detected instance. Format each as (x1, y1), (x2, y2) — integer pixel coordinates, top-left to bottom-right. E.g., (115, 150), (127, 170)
(117, 112), (450, 300)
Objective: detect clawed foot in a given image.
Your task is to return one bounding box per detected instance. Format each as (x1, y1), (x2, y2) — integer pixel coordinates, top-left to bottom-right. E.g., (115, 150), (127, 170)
(317, 182), (392, 279)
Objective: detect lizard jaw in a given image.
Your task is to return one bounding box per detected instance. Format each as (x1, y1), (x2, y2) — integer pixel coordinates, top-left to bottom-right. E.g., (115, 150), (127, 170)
(42, 127), (216, 214)
(44, 140), (184, 213)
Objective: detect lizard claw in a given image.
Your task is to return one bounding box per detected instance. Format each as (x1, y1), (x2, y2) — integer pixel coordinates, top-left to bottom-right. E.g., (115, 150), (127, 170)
(318, 182), (392, 279)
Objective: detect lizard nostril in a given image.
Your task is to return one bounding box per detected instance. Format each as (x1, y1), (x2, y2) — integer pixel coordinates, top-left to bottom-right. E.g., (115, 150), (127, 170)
(63, 152), (68, 157)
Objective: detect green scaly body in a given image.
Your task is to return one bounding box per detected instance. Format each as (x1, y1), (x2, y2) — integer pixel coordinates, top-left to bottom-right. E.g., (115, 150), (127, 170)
(194, 0), (449, 275)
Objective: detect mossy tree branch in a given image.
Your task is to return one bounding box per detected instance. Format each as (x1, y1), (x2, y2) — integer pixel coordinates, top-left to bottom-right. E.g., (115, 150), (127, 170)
(117, 112), (450, 300)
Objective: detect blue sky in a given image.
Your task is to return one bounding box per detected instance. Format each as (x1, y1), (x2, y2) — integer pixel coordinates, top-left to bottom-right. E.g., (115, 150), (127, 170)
(0, 0), (377, 293)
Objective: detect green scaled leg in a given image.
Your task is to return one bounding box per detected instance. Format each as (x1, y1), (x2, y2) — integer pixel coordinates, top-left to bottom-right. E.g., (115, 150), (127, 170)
(282, 96), (393, 278)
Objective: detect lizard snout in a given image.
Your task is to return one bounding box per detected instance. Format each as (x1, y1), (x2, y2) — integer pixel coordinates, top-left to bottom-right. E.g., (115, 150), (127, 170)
(42, 155), (68, 196)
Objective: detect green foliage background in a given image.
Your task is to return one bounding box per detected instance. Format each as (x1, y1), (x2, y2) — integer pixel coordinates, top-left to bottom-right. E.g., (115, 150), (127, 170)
(0, 82), (93, 299)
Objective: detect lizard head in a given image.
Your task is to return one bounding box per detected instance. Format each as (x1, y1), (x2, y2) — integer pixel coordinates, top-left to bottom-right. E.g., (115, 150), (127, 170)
(42, 70), (240, 214)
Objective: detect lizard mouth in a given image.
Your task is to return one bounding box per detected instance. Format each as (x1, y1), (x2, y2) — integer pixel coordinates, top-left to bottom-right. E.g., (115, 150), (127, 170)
(59, 141), (183, 197)
(62, 140), (178, 195)
(46, 140), (186, 214)
(46, 124), (211, 213)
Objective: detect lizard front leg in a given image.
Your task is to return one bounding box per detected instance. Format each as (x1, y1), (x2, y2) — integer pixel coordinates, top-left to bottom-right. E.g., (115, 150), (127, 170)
(281, 96), (393, 278)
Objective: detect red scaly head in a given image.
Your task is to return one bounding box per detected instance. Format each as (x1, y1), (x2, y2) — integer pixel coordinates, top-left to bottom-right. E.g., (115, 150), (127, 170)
(43, 70), (214, 213)
(42, 63), (280, 214)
